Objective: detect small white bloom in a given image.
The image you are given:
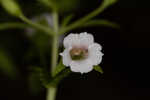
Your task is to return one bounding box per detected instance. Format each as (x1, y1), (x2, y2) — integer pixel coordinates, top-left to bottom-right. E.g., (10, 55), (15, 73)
(60, 32), (104, 74)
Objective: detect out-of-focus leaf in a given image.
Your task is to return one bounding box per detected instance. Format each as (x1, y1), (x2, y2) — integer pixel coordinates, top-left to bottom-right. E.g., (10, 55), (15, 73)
(0, 22), (28, 30)
(52, 59), (66, 77)
(26, 59), (69, 88)
(28, 72), (44, 95)
(38, 0), (56, 10)
(94, 65), (104, 74)
(0, 0), (23, 17)
(28, 66), (52, 88)
(25, 16), (51, 67)
(83, 19), (120, 28)
(25, 31), (50, 67)
(103, 0), (118, 7)
(51, 0), (80, 13)
(31, 17), (51, 51)
(0, 49), (19, 78)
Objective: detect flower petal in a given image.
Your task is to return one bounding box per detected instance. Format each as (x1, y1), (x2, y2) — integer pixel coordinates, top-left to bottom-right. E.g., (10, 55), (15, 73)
(70, 59), (93, 73)
(63, 33), (80, 48)
(88, 43), (103, 65)
(63, 32), (94, 48)
(79, 32), (94, 47)
(60, 48), (72, 66)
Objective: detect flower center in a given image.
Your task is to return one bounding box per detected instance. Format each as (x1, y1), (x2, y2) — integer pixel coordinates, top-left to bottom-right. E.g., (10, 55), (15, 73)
(70, 47), (88, 60)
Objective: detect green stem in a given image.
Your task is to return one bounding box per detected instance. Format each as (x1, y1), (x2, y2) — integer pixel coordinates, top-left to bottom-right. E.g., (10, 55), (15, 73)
(51, 35), (59, 75)
(51, 12), (59, 75)
(46, 87), (57, 100)
(46, 11), (59, 100)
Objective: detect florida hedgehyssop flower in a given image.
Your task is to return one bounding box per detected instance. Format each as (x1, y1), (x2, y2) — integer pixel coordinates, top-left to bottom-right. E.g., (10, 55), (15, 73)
(60, 32), (104, 74)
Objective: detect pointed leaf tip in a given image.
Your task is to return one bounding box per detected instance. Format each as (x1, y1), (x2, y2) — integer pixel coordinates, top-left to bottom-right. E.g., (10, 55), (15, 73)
(94, 65), (104, 74)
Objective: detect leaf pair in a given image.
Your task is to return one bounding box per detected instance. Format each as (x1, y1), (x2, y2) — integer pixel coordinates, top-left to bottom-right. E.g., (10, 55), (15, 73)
(60, 0), (119, 35)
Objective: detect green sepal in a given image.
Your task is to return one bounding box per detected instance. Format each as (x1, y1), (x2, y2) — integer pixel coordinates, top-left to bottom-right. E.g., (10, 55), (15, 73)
(94, 65), (104, 74)
(52, 59), (66, 77)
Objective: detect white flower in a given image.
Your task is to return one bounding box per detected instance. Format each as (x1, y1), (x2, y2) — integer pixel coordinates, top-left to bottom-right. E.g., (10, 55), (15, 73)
(60, 32), (104, 74)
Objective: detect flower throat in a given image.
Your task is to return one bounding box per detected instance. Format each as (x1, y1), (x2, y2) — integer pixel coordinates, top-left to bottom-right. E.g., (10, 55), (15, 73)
(70, 47), (88, 60)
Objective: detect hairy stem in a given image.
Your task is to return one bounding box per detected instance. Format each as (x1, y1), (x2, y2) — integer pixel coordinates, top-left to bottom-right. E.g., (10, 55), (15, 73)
(46, 11), (59, 100)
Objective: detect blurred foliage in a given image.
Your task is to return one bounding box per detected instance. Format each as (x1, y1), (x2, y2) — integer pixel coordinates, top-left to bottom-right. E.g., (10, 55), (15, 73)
(28, 70), (44, 95)
(0, 0), (23, 17)
(24, 15), (51, 67)
(52, 0), (80, 13)
(82, 19), (120, 28)
(38, 0), (80, 14)
(0, 48), (19, 79)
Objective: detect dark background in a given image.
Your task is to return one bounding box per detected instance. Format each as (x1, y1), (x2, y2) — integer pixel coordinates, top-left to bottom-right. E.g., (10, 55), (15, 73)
(0, 0), (150, 100)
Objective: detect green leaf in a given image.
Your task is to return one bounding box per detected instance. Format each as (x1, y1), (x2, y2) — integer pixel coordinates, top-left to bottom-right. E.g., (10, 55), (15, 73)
(59, 0), (118, 35)
(51, 0), (80, 13)
(0, 49), (19, 79)
(94, 65), (104, 74)
(103, 0), (118, 7)
(52, 59), (66, 77)
(38, 0), (56, 10)
(61, 14), (74, 28)
(47, 68), (71, 87)
(28, 65), (70, 88)
(0, 0), (23, 17)
(29, 66), (52, 88)
(0, 22), (29, 30)
(83, 19), (120, 28)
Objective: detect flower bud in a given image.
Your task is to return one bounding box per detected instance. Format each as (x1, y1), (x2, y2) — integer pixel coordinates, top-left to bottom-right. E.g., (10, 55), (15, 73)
(0, 0), (23, 17)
